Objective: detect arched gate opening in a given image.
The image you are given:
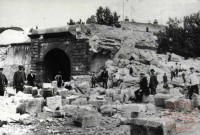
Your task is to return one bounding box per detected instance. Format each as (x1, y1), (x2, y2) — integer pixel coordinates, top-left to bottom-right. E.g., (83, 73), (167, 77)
(43, 48), (71, 82)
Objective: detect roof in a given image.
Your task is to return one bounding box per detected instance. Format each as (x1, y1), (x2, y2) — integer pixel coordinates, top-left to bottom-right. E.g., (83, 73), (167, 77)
(0, 27), (23, 34)
(29, 25), (77, 35)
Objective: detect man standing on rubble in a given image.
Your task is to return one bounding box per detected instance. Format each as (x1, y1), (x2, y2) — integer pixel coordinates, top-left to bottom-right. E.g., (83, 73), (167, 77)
(13, 65), (26, 93)
(0, 68), (8, 96)
(149, 69), (158, 95)
(27, 70), (35, 86)
(188, 67), (199, 99)
(134, 73), (149, 102)
(101, 68), (108, 89)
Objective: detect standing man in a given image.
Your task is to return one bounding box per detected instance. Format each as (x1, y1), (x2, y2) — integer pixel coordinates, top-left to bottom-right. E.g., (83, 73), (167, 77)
(55, 71), (62, 88)
(188, 67), (199, 99)
(175, 63), (179, 77)
(163, 73), (168, 88)
(149, 69), (158, 95)
(170, 66), (175, 81)
(13, 65), (26, 93)
(0, 68), (8, 96)
(91, 72), (96, 88)
(101, 68), (108, 89)
(27, 70), (35, 86)
(134, 73), (149, 102)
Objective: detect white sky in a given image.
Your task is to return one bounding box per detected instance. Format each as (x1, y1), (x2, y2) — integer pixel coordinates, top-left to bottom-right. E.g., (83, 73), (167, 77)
(0, 0), (200, 31)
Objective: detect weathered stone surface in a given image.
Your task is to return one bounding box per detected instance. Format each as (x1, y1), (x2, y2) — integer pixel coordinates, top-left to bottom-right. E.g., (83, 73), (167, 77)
(65, 95), (80, 104)
(25, 98), (44, 115)
(57, 89), (68, 99)
(47, 96), (62, 111)
(71, 98), (88, 105)
(192, 94), (200, 107)
(100, 104), (147, 118)
(165, 98), (193, 112)
(88, 98), (107, 109)
(24, 86), (33, 94)
(154, 94), (172, 107)
(130, 118), (175, 135)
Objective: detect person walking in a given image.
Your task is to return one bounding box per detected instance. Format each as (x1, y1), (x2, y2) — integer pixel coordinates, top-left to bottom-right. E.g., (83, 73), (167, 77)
(188, 67), (199, 99)
(27, 70), (35, 86)
(0, 68), (8, 96)
(13, 65), (26, 93)
(134, 73), (149, 102)
(101, 68), (108, 89)
(55, 71), (62, 88)
(149, 69), (158, 95)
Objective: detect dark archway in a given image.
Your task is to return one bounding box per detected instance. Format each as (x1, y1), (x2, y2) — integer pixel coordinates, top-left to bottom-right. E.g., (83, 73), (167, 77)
(43, 48), (71, 82)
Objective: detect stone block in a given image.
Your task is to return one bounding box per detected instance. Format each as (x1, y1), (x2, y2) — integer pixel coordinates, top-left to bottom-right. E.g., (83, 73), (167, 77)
(57, 89), (68, 99)
(130, 118), (175, 135)
(71, 98), (87, 105)
(24, 86), (33, 94)
(192, 96), (200, 107)
(117, 104), (147, 118)
(100, 105), (117, 116)
(105, 89), (114, 97)
(32, 89), (38, 97)
(65, 95), (80, 104)
(62, 99), (70, 106)
(88, 99), (107, 109)
(25, 98), (44, 115)
(165, 98), (193, 112)
(47, 96), (62, 111)
(154, 94), (172, 107)
(113, 93), (124, 103)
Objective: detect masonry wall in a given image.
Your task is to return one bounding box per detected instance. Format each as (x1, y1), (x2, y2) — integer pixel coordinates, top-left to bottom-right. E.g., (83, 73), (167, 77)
(30, 37), (89, 82)
(1, 43), (31, 85)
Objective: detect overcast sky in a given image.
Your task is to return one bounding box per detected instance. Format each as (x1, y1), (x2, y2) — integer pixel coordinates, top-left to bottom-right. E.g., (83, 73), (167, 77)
(0, 0), (200, 30)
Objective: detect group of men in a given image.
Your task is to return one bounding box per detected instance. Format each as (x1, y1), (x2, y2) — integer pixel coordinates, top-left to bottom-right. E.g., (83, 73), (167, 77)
(0, 65), (35, 96)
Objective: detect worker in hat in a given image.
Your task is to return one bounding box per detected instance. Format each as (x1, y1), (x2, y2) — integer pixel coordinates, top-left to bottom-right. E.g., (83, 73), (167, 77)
(55, 71), (62, 88)
(0, 68), (8, 96)
(188, 67), (199, 99)
(149, 69), (158, 95)
(134, 73), (149, 102)
(27, 70), (35, 86)
(13, 65), (26, 93)
(101, 68), (109, 89)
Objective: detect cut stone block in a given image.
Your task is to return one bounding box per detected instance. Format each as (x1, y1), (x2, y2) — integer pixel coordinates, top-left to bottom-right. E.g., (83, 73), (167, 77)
(88, 99), (107, 109)
(25, 98), (44, 115)
(105, 89), (114, 97)
(71, 98), (87, 105)
(24, 86), (33, 94)
(117, 104), (147, 118)
(65, 95), (80, 104)
(62, 99), (70, 106)
(47, 96), (62, 111)
(32, 89), (38, 97)
(165, 98), (193, 112)
(113, 93), (124, 103)
(130, 118), (175, 135)
(192, 95), (200, 107)
(57, 89), (68, 99)
(154, 94), (172, 107)
(43, 83), (52, 88)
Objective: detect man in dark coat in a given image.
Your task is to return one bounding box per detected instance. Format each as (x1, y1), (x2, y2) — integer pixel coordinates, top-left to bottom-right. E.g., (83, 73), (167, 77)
(55, 71), (62, 88)
(134, 73), (149, 102)
(13, 65), (26, 93)
(27, 70), (35, 86)
(149, 69), (158, 95)
(0, 68), (8, 96)
(101, 68), (109, 89)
